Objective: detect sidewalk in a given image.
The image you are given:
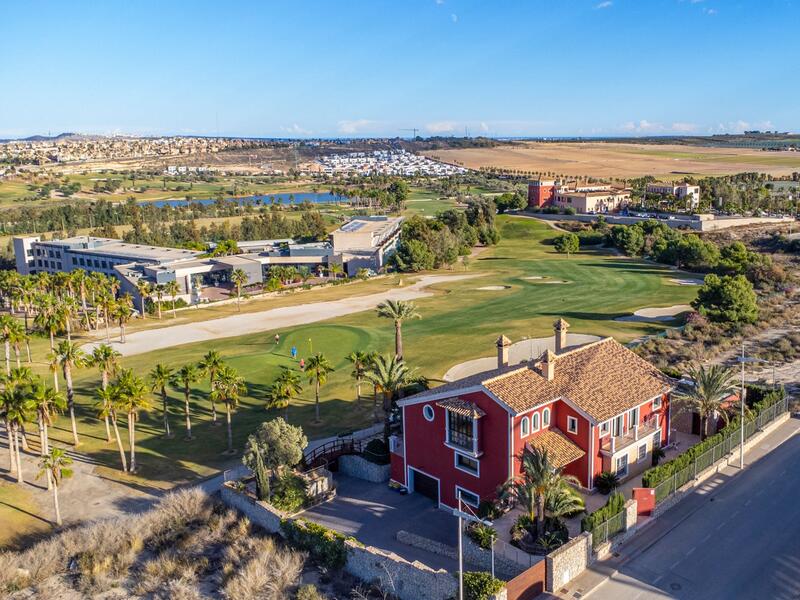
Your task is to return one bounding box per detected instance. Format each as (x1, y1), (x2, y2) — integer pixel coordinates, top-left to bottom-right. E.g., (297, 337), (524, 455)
(550, 415), (800, 599)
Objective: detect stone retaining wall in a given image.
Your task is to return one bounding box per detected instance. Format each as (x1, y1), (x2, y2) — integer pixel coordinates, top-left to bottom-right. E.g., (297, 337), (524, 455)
(545, 532), (591, 593)
(219, 484), (285, 534)
(339, 454), (391, 483)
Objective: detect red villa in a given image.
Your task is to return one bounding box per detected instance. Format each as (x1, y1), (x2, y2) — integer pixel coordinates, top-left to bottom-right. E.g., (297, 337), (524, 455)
(390, 319), (673, 509)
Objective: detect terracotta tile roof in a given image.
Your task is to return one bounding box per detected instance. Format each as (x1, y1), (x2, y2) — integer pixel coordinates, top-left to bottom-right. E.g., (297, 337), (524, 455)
(527, 428), (585, 469)
(405, 338), (672, 422)
(436, 398), (486, 419)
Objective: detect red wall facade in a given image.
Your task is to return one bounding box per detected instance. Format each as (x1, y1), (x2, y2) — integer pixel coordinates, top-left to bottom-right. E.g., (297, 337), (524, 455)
(527, 183), (555, 208)
(403, 390), (510, 509)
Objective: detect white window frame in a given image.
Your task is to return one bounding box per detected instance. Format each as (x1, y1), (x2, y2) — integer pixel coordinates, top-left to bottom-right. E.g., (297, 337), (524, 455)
(653, 396), (662, 410)
(520, 416), (530, 437)
(532, 412), (540, 432)
(455, 486), (480, 508)
(637, 443), (647, 463)
(598, 420), (610, 437)
(542, 408), (551, 427)
(628, 407), (639, 430)
(653, 430), (662, 449)
(567, 416), (578, 434)
(454, 452), (480, 477)
(423, 405), (435, 422)
(616, 455), (628, 478)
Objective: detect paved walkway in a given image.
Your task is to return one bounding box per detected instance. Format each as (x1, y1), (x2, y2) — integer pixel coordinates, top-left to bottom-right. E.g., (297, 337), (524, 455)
(85, 273), (478, 357)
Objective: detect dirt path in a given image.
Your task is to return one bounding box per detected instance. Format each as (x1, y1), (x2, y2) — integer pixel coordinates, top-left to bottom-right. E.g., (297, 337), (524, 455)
(85, 273), (479, 357)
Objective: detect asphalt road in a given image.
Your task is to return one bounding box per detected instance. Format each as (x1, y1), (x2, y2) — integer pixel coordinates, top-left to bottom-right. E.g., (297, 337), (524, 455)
(591, 420), (800, 600)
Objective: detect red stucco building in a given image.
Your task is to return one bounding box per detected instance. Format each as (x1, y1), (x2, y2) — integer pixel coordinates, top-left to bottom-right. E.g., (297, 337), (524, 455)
(390, 320), (673, 509)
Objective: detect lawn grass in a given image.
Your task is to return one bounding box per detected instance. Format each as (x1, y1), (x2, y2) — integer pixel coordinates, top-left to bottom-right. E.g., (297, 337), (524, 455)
(0, 481), (50, 549)
(22, 216), (697, 493)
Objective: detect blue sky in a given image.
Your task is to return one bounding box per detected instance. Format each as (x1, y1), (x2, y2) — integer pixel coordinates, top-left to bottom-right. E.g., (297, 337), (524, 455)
(1, 0), (797, 138)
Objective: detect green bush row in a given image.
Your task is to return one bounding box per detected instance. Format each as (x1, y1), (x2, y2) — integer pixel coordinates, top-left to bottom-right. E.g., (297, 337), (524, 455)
(581, 492), (625, 532)
(281, 518), (349, 570)
(462, 571), (505, 600)
(642, 389), (785, 488)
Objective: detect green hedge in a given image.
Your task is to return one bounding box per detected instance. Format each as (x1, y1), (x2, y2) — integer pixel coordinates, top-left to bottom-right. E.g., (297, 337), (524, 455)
(281, 518), (349, 569)
(642, 389), (785, 488)
(581, 492), (625, 532)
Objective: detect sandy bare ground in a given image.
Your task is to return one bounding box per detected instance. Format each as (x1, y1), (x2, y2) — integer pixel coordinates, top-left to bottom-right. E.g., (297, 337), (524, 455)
(615, 304), (692, 323)
(424, 142), (800, 179)
(85, 274), (479, 357)
(442, 333), (601, 381)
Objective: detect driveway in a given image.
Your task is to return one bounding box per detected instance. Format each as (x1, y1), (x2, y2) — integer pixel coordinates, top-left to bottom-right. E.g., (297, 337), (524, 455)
(301, 474), (463, 572)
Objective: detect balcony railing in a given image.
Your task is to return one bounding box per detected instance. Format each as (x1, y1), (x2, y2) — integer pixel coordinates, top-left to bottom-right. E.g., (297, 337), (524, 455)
(447, 430), (476, 453)
(601, 417), (659, 455)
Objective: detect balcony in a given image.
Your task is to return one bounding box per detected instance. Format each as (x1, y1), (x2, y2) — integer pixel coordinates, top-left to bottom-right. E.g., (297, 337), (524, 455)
(601, 416), (660, 455)
(446, 430), (476, 453)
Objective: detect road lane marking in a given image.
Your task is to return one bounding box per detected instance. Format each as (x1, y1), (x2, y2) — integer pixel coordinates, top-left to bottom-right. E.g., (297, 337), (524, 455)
(670, 559), (682, 570)
(717, 521), (726, 530)
(686, 546), (696, 556)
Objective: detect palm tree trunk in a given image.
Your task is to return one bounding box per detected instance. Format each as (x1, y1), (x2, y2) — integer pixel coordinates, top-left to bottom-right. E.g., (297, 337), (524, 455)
(395, 321), (403, 359)
(52, 369), (59, 392)
(162, 390), (170, 437)
(4, 418), (15, 475)
(184, 390), (193, 439)
(172, 300), (177, 318)
(104, 308), (110, 343)
(120, 324), (125, 343)
(314, 380), (320, 422)
(140, 298), (146, 319)
(65, 367), (79, 446)
(52, 483), (62, 526)
(49, 330), (54, 351)
(111, 411), (127, 472)
(38, 414), (52, 491)
(66, 319), (71, 342)
(210, 393), (218, 423)
(129, 413), (136, 472)
(12, 424), (23, 483)
(4, 339), (10, 375)
(25, 340), (31, 363)
(226, 402), (233, 452)
(536, 495), (546, 538)
(13, 344), (20, 369)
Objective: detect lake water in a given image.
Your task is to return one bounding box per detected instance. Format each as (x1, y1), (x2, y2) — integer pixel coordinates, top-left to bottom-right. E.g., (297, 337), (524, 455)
(142, 192), (348, 208)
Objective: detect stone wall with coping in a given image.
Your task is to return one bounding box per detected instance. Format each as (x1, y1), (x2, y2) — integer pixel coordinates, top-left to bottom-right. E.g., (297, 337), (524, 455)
(219, 484), (285, 534)
(545, 532), (591, 593)
(339, 454), (391, 483)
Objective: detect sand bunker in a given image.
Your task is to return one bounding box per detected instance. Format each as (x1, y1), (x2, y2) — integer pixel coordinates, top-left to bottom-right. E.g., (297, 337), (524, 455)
(615, 304), (693, 323)
(670, 278), (704, 286)
(476, 285), (512, 291)
(532, 280), (571, 284)
(523, 276), (546, 280)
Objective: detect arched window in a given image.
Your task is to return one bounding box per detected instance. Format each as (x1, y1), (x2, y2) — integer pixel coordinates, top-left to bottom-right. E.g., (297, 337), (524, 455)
(542, 408), (551, 427)
(532, 412), (541, 432)
(521, 417), (530, 437)
(423, 405), (435, 422)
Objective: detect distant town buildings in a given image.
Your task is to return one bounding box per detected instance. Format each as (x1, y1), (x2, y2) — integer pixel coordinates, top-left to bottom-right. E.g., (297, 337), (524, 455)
(13, 216), (402, 305)
(316, 150), (466, 177)
(645, 182), (701, 209)
(528, 180), (631, 213)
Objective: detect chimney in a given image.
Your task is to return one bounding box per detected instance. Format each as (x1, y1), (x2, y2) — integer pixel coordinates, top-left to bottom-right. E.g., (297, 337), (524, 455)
(541, 349), (556, 381)
(496, 335), (511, 368)
(554, 318), (570, 354)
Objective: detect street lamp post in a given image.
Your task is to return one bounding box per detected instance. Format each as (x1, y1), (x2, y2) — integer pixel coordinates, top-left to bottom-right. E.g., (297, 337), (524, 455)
(453, 492), (494, 600)
(737, 343), (769, 469)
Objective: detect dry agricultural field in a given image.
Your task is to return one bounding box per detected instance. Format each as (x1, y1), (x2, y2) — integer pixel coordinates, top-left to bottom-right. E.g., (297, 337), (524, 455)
(424, 142), (800, 179)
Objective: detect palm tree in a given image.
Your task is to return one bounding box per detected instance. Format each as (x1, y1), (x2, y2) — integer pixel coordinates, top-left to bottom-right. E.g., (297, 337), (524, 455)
(90, 343), (122, 442)
(30, 382), (66, 489)
(363, 354), (413, 443)
(115, 370), (152, 472)
(34, 300), (64, 351)
(211, 365), (246, 453)
(267, 367), (303, 420)
(37, 447), (73, 526)
(376, 299), (421, 359)
(9, 320), (28, 369)
(230, 269), (249, 312)
(97, 289), (115, 343)
(328, 262), (343, 280)
(150, 363), (174, 438)
(154, 284), (165, 319)
(0, 385), (33, 483)
(172, 364), (200, 439)
(112, 296), (134, 343)
(136, 279), (151, 319)
(346, 350), (371, 400)
(50, 340), (88, 447)
(95, 385), (127, 472)
(198, 350), (224, 424)
(304, 353), (334, 423)
(501, 446), (581, 538)
(675, 364), (738, 440)
(71, 269), (89, 322)
(0, 315), (17, 375)
(59, 296), (79, 342)
(165, 280), (180, 318)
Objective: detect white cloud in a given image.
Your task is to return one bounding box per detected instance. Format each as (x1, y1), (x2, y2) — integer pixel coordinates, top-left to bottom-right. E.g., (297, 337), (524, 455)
(337, 119), (374, 134)
(281, 123), (312, 136)
(670, 122), (697, 133)
(451, 13), (458, 22)
(703, 7), (717, 14)
(595, 1), (613, 8)
(479, 122), (489, 132)
(426, 121), (458, 133)
(435, 0), (444, 4)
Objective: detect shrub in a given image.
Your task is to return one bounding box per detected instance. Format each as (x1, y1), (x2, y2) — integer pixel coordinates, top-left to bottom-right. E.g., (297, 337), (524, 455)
(281, 519), (349, 570)
(477, 499), (502, 521)
(271, 472), (310, 513)
(296, 584), (325, 600)
(581, 492), (625, 532)
(467, 522), (497, 550)
(361, 438), (390, 465)
(595, 471), (620, 495)
(462, 571), (504, 600)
